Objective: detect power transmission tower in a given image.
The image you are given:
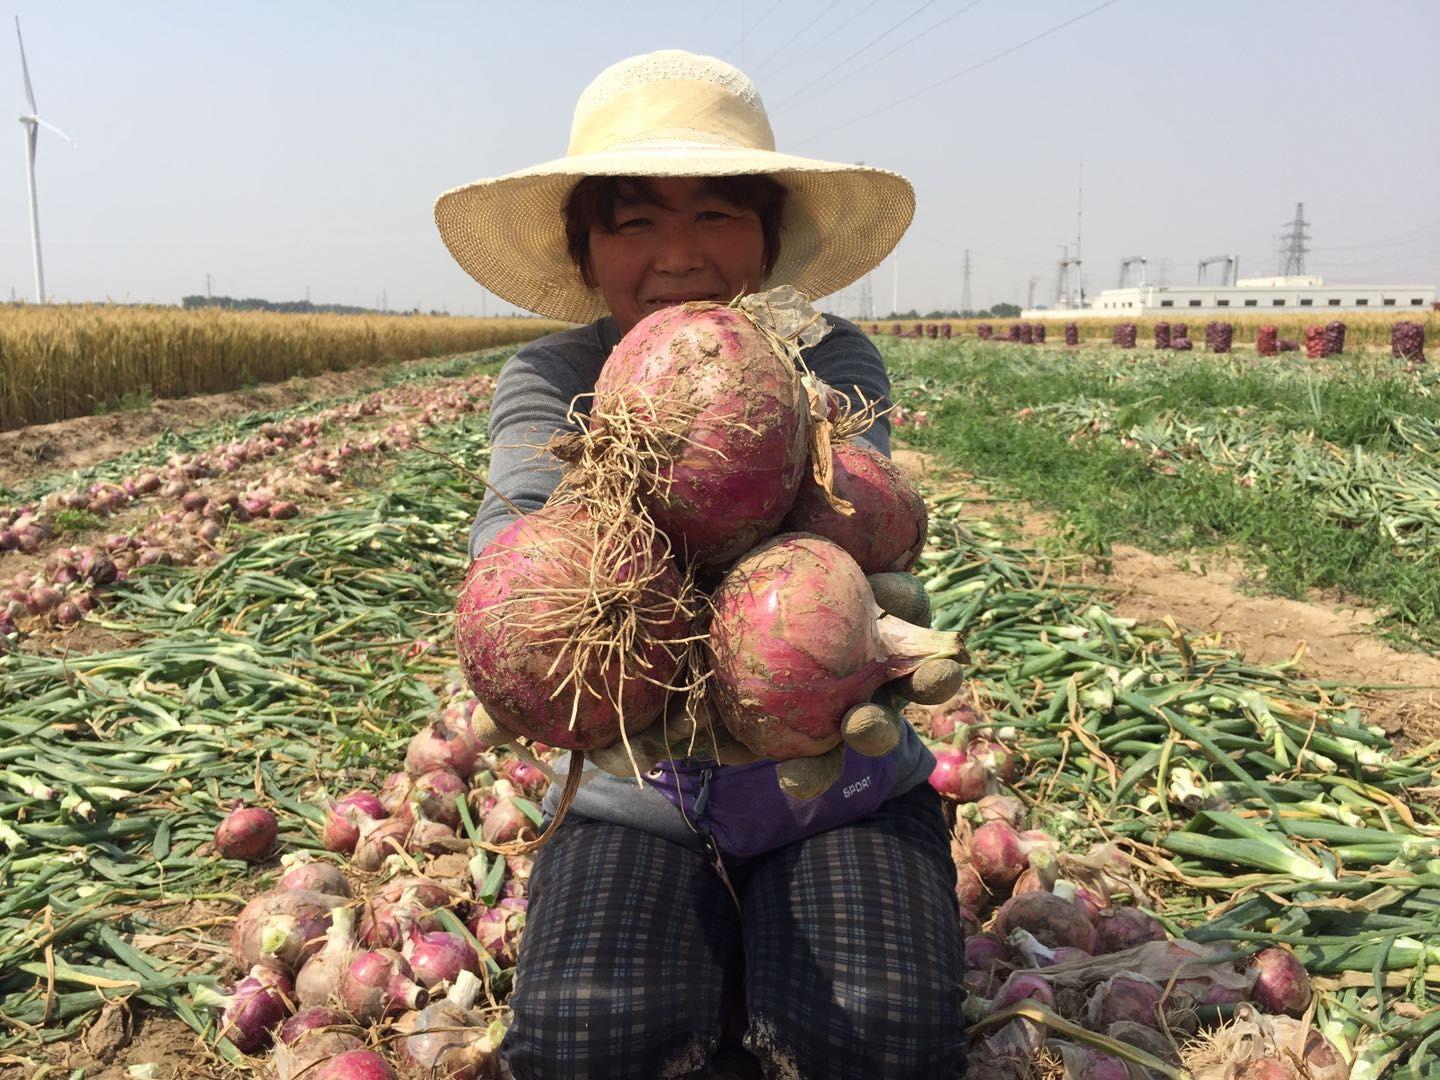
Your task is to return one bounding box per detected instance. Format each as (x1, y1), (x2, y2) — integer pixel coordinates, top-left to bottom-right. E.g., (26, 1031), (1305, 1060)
(1278, 202), (1311, 276)
(1027, 277), (1039, 309)
(960, 249), (973, 313)
(857, 272), (874, 321)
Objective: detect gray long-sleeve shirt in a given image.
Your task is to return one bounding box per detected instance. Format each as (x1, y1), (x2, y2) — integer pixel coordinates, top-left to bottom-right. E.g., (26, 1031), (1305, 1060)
(469, 313), (934, 852)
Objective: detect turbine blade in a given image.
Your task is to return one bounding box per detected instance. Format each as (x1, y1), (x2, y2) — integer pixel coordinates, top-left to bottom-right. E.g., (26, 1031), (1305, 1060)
(15, 17), (37, 114)
(34, 117), (76, 146)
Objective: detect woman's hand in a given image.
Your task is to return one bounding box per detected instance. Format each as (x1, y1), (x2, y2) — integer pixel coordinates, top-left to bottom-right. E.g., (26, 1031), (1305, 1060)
(776, 572), (965, 798)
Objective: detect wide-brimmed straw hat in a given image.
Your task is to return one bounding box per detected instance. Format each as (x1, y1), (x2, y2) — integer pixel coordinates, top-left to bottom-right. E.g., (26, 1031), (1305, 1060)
(434, 49), (915, 324)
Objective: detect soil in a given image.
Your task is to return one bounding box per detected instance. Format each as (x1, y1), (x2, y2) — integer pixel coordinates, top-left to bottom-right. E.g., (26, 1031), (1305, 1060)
(0, 352), (479, 492)
(891, 448), (1440, 750)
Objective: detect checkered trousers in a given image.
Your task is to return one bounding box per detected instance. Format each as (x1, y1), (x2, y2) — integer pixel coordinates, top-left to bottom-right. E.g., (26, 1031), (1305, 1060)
(500, 783), (967, 1079)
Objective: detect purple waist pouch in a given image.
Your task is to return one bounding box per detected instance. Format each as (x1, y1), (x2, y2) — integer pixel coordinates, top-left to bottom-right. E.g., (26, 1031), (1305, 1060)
(645, 748), (898, 860)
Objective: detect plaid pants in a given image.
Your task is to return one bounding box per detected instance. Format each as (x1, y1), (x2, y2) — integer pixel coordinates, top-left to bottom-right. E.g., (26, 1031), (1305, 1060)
(500, 783), (967, 1080)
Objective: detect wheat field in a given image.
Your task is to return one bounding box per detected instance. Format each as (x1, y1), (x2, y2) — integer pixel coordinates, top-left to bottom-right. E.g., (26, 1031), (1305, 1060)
(0, 304), (567, 430)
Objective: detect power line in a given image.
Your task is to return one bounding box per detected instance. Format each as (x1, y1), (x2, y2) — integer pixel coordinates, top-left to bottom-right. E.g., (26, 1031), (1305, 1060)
(776, 0), (986, 112)
(792, 0), (1124, 146)
(721, 0), (786, 62)
(770, 0), (941, 108)
(748, 0), (849, 74)
(1310, 219), (1440, 253)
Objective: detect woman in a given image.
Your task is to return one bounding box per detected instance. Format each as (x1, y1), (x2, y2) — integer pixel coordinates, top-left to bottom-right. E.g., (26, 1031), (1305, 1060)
(435, 50), (967, 1080)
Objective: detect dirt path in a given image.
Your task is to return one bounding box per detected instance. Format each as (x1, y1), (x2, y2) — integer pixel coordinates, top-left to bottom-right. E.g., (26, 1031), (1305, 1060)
(0, 352), (483, 491)
(892, 448), (1440, 748)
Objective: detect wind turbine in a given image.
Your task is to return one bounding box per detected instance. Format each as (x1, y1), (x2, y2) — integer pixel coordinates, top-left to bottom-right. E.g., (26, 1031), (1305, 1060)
(16, 17), (77, 304)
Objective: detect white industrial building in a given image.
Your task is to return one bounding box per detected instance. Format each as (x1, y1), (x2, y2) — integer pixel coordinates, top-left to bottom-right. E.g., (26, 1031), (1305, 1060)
(1026, 276), (1436, 319)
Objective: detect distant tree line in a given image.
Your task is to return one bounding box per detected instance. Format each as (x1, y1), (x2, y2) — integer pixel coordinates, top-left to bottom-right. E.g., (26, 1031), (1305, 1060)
(179, 295), (476, 317)
(881, 303), (1021, 320)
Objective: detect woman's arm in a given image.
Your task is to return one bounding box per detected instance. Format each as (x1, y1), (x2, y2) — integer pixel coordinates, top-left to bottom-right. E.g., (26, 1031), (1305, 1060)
(469, 345), (592, 559)
(807, 315), (893, 459)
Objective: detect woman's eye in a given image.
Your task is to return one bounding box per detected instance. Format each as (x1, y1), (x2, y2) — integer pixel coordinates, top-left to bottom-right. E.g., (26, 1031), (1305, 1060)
(615, 217), (650, 232)
(699, 210), (736, 222)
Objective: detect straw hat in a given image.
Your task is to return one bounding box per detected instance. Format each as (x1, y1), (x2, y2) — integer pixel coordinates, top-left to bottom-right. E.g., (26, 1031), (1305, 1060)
(434, 49), (915, 324)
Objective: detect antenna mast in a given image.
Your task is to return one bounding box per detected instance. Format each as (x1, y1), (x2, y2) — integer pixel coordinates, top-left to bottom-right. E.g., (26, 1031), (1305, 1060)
(1074, 163), (1085, 306)
(960, 249), (973, 313)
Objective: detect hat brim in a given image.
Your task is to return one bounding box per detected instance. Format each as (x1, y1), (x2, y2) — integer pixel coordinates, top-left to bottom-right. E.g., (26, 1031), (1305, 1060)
(434, 145), (914, 324)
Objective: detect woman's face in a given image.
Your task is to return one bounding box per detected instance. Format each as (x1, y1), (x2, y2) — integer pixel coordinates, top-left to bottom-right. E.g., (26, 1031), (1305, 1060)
(587, 177), (768, 335)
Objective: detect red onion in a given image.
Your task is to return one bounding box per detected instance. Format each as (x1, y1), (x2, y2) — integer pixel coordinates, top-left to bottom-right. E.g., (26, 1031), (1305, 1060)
(588, 302), (810, 567)
(469, 897), (528, 969)
(970, 794), (1024, 827)
(296, 906), (358, 1007)
(279, 1006), (355, 1044)
(1094, 906), (1167, 953)
(993, 892), (1098, 953)
(969, 820), (1029, 891)
(341, 949), (428, 1022)
(964, 932), (1007, 972)
(214, 804), (278, 862)
(311, 1050), (399, 1080)
(1248, 946), (1312, 1017)
(358, 886), (439, 950)
(323, 792), (386, 856)
(404, 715), (481, 779)
(928, 747), (988, 802)
(481, 795), (538, 847)
(781, 440), (928, 574)
(457, 502), (687, 749)
(192, 961), (293, 1053)
(1055, 1043), (1130, 1080)
(231, 888), (343, 973)
(377, 772), (414, 816)
(968, 739), (1018, 783)
(351, 817), (411, 872)
(403, 926), (480, 990)
(279, 859), (352, 898)
(500, 756), (548, 799)
(397, 972), (506, 1079)
(991, 971), (1055, 1011)
(1085, 973), (1165, 1030)
(954, 864), (989, 912)
(409, 769), (467, 829)
(706, 534), (967, 759)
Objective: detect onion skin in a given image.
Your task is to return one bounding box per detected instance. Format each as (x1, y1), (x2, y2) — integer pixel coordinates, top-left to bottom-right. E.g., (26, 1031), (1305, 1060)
(591, 302), (810, 568)
(964, 932), (1007, 972)
(358, 890), (439, 950)
(1249, 946), (1313, 1017)
(457, 503), (687, 749)
(351, 817), (411, 873)
(991, 971), (1056, 1011)
(954, 864), (990, 913)
(377, 773), (414, 817)
(481, 796), (539, 847)
(706, 533), (967, 760)
(214, 805), (278, 862)
(197, 962), (293, 1054)
(341, 949), (428, 1023)
(1085, 974), (1165, 1030)
(295, 907), (358, 1008)
(782, 440), (927, 573)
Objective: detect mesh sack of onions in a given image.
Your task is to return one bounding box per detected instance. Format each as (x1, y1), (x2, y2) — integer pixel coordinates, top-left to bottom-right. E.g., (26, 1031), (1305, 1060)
(1205, 321), (1234, 354)
(1304, 325), (1325, 359)
(926, 323), (938, 339)
(1172, 323), (1187, 340)
(1007, 324), (1021, 342)
(940, 323), (952, 339)
(1322, 320), (1345, 356)
(1278, 338), (1299, 353)
(1018, 323), (1033, 345)
(913, 322), (924, 336)
(1153, 322), (1171, 349)
(1256, 326), (1278, 356)
(1064, 322), (1079, 346)
(1113, 323), (1137, 349)
(890, 323), (903, 336)
(978, 323), (994, 340)
(1032, 324), (1045, 344)
(1171, 336), (1193, 352)
(1392, 321), (1425, 362)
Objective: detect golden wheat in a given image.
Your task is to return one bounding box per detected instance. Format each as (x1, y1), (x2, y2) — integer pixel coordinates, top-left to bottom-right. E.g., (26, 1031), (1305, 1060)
(0, 304), (568, 430)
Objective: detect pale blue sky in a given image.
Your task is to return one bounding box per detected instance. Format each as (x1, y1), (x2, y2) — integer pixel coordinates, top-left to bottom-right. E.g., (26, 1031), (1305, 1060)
(5, 0), (1438, 315)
